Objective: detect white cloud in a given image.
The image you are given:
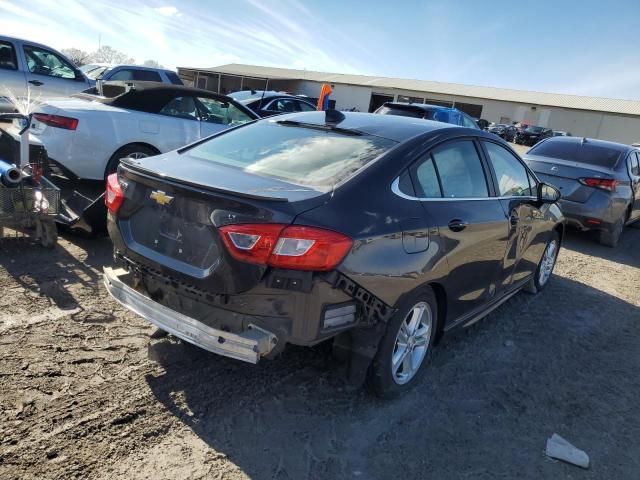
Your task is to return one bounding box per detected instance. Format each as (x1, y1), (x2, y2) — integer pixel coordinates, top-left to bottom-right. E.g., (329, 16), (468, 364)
(154, 6), (180, 17)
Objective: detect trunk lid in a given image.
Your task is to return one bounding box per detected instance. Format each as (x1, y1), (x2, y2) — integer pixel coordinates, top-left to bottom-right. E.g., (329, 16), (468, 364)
(524, 153), (615, 203)
(117, 154), (329, 294)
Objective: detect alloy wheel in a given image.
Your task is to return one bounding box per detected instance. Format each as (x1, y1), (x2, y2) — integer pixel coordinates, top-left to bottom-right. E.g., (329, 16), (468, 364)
(538, 240), (558, 286)
(391, 301), (432, 385)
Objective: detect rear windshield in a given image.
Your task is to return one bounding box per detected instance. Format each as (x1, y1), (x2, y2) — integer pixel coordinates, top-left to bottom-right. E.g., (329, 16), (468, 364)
(185, 121), (397, 187)
(529, 140), (622, 168)
(376, 105), (424, 119)
(526, 126), (544, 133)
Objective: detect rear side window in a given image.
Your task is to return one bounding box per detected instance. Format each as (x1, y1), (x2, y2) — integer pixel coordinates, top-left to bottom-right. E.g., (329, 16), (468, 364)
(186, 122), (396, 188)
(431, 140), (489, 198)
(0, 41), (17, 70)
(484, 142), (534, 196)
(165, 71), (183, 85)
(197, 97), (254, 126)
(109, 69), (134, 81)
(413, 156), (442, 197)
(630, 152), (640, 176)
(529, 139), (622, 168)
(132, 70), (162, 82)
(159, 96), (198, 120)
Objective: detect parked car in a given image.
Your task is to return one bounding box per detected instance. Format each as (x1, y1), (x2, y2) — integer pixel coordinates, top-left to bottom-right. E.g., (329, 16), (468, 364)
(374, 102), (481, 130)
(553, 131), (572, 137)
(2, 81), (258, 180)
(524, 137), (640, 247)
(0, 35), (92, 112)
(514, 125), (553, 146)
(229, 90), (316, 117)
(103, 110), (564, 397)
(81, 63), (183, 85)
(476, 118), (490, 130)
(487, 123), (509, 140)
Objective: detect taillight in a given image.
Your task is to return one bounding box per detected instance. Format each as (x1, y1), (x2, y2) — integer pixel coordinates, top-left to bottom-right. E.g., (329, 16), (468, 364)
(219, 224), (353, 271)
(105, 173), (124, 214)
(579, 177), (617, 192)
(33, 113), (78, 130)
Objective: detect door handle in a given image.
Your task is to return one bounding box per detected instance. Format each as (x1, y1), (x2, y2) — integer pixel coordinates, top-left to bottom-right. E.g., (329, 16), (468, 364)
(448, 219), (468, 232)
(28, 80), (44, 86)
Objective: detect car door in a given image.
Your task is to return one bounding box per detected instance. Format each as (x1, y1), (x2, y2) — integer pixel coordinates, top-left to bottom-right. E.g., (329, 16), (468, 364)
(155, 95), (201, 149)
(481, 140), (545, 288)
(0, 40), (27, 111)
(21, 44), (88, 98)
(628, 152), (640, 221)
(409, 139), (509, 321)
(196, 96), (255, 137)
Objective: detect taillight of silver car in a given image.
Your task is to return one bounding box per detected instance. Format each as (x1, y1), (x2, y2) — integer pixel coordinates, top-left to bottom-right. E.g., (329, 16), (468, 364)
(219, 223), (353, 271)
(32, 113), (79, 130)
(579, 177), (618, 192)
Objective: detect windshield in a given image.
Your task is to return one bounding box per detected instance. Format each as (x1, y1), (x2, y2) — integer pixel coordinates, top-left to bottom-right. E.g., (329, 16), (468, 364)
(186, 121), (397, 188)
(86, 66), (109, 79)
(526, 126), (544, 133)
(528, 140), (622, 168)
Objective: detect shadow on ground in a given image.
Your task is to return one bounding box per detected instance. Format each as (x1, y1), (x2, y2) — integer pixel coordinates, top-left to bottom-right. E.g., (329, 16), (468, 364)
(561, 225), (640, 270)
(146, 274), (640, 479)
(0, 230), (113, 313)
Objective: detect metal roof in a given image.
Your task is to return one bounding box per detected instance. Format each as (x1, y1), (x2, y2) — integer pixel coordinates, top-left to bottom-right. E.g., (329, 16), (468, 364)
(180, 64), (640, 116)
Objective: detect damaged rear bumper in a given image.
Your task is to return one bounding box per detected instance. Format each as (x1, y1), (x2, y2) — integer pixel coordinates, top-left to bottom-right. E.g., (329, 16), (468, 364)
(103, 267), (277, 363)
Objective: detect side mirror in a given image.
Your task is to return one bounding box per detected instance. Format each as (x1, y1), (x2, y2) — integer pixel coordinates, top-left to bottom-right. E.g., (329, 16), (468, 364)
(538, 182), (561, 203)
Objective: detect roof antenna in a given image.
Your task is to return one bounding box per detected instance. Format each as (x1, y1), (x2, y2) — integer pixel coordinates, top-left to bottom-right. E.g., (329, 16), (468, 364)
(257, 78), (269, 111)
(325, 109), (345, 125)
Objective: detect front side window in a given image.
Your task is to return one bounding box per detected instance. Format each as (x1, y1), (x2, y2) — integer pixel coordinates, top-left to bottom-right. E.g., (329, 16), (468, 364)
(186, 122), (396, 188)
(297, 101), (316, 112)
(430, 140), (488, 198)
(0, 41), (17, 70)
(109, 69), (134, 81)
(196, 97), (253, 125)
(23, 46), (76, 79)
(484, 142), (533, 197)
(159, 96), (198, 120)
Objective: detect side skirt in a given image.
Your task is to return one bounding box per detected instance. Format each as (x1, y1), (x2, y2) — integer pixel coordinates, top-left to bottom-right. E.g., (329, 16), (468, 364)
(443, 276), (533, 333)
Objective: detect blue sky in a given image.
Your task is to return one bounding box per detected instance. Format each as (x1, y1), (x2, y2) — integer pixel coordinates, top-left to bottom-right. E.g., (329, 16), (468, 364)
(1, 0), (639, 99)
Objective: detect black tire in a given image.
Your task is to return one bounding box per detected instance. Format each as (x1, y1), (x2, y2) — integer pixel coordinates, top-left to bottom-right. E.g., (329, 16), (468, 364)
(105, 144), (158, 178)
(528, 231), (560, 293)
(367, 286), (438, 398)
(598, 217), (624, 248)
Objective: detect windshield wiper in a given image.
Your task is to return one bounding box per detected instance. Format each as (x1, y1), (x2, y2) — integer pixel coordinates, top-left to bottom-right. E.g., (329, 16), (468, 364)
(275, 119), (364, 136)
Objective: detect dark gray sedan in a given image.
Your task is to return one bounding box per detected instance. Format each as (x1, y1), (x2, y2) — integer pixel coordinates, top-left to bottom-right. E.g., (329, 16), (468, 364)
(524, 137), (640, 247)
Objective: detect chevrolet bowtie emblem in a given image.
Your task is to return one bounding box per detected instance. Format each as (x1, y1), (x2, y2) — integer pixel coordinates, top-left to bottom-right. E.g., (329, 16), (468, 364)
(150, 190), (174, 205)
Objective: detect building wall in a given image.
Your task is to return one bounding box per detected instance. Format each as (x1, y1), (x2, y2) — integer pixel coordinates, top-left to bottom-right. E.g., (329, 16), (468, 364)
(180, 69), (640, 144)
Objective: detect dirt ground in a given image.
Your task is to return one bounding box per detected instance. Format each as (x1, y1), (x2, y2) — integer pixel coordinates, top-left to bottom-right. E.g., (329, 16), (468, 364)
(1, 223), (639, 480)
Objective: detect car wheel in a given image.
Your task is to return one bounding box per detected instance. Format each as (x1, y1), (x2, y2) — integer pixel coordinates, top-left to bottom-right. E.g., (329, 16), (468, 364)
(105, 144), (158, 179)
(526, 231), (559, 294)
(598, 217), (624, 247)
(367, 287), (438, 398)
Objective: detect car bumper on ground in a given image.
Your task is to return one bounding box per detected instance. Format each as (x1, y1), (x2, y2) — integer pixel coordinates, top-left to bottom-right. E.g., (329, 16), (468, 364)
(103, 266), (278, 363)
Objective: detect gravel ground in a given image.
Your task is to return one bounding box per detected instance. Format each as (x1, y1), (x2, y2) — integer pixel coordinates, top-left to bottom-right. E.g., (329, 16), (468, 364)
(0, 224), (639, 479)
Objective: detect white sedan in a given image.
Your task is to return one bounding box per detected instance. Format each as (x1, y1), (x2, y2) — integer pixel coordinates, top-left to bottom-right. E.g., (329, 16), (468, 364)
(14, 82), (259, 180)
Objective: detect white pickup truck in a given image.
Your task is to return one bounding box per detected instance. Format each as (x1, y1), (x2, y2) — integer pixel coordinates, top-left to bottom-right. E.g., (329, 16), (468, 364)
(0, 35), (93, 113)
